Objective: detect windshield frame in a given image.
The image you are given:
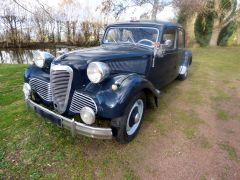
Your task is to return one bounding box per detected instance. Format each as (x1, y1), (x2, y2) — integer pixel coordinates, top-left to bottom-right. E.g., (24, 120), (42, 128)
(102, 26), (160, 48)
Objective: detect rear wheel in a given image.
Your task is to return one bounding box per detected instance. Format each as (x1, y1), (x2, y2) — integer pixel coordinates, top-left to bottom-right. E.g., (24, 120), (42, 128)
(111, 92), (146, 144)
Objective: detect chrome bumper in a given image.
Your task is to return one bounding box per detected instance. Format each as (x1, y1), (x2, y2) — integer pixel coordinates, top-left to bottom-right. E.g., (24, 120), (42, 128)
(26, 99), (112, 139)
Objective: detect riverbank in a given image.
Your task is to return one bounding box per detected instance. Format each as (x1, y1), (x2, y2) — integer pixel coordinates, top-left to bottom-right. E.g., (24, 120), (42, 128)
(0, 41), (99, 49)
(0, 45), (83, 64)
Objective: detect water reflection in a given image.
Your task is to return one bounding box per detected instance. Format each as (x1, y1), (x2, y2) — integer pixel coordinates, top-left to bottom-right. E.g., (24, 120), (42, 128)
(0, 46), (77, 64)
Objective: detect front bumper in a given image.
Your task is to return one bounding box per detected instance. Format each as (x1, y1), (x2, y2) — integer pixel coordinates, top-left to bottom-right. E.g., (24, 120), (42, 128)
(26, 99), (112, 139)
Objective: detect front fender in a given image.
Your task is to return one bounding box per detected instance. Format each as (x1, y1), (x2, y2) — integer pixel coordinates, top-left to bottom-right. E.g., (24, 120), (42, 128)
(84, 74), (159, 119)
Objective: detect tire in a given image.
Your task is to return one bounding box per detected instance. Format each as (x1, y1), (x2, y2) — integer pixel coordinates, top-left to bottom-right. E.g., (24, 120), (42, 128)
(111, 92), (146, 144)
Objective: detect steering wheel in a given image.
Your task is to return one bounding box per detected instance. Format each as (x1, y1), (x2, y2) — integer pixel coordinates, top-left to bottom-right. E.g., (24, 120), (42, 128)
(137, 39), (154, 46)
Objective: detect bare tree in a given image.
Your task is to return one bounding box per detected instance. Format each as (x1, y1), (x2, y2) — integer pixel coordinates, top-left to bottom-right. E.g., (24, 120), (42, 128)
(0, 0), (105, 47)
(99, 0), (171, 20)
(59, 0), (82, 43)
(33, 9), (48, 42)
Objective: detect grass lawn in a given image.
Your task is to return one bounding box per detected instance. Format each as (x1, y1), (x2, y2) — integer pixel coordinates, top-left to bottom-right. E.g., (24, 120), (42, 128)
(0, 47), (240, 179)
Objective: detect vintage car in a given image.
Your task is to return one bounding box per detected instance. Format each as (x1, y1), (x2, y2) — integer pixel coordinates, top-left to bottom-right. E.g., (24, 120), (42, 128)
(23, 20), (192, 143)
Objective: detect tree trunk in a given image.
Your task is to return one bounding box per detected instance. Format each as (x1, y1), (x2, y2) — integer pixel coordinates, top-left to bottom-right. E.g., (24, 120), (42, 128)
(57, 21), (61, 43)
(209, 0), (221, 46)
(151, 0), (158, 20)
(72, 21), (76, 43)
(209, 18), (221, 46)
(185, 13), (198, 47)
(66, 21), (71, 43)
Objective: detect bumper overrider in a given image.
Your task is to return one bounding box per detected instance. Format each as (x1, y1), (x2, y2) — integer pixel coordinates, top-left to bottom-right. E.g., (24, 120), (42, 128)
(23, 84), (112, 139)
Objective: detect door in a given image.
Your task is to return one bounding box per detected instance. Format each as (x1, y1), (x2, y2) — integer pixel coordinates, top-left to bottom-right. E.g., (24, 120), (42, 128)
(148, 27), (179, 89)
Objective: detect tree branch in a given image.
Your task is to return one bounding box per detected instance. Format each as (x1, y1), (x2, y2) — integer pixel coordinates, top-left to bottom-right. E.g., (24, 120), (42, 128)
(222, 10), (240, 28)
(12, 0), (35, 15)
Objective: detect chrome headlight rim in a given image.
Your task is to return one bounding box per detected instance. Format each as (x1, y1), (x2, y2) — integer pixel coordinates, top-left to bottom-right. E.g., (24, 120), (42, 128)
(80, 107), (96, 125)
(87, 62), (110, 83)
(33, 50), (54, 68)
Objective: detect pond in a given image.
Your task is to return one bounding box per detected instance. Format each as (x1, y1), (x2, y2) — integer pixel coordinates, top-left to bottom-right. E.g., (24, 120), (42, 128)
(0, 46), (78, 64)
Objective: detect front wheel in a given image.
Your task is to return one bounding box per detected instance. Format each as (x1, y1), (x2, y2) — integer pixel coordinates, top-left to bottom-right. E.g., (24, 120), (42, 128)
(111, 92), (146, 144)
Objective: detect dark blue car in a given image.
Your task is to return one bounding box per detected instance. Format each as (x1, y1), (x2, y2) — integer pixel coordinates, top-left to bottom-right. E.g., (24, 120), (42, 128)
(23, 20), (192, 143)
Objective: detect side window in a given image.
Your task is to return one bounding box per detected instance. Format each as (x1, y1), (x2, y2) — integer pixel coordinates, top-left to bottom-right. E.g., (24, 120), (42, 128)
(162, 28), (176, 50)
(122, 29), (134, 42)
(178, 30), (184, 49)
(104, 29), (120, 43)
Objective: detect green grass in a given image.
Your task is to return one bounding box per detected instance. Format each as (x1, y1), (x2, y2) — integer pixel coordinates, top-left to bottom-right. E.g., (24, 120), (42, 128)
(217, 110), (230, 121)
(219, 143), (238, 161)
(1, 47), (240, 179)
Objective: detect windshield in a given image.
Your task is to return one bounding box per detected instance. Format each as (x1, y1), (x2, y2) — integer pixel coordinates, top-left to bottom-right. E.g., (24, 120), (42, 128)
(103, 27), (159, 47)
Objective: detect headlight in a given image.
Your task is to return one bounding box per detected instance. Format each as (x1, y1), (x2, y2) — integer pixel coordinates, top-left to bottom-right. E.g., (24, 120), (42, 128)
(33, 51), (54, 68)
(87, 62), (110, 83)
(80, 107), (95, 125)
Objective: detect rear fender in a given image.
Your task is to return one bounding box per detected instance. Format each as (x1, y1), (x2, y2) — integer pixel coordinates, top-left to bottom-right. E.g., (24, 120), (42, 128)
(179, 50), (192, 75)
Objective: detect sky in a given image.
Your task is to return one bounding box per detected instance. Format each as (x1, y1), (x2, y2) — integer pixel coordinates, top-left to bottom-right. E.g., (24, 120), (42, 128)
(41, 0), (175, 22)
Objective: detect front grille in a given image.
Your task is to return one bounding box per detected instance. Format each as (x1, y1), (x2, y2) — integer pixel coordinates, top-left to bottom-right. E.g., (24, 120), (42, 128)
(50, 65), (73, 114)
(70, 91), (97, 114)
(29, 78), (52, 102)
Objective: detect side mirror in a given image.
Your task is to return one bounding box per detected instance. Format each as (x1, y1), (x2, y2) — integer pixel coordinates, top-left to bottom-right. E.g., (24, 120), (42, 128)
(164, 39), (173, 48)
(57, 48), (69, 57)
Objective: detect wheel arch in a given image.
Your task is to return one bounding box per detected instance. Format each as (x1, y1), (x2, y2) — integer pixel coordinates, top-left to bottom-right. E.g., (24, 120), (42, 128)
(92, 74), (160, 119)
(142, 88), (159, 107)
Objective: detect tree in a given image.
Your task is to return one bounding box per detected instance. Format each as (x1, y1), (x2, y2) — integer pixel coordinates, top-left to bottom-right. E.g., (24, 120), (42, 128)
(209, 0), (240, 46)
(99, 0), (171, 20)
(33, 9), (48, 42)
(174, 0), (205, 47)
(195, 13), (214, 46)
(59, 0), (81, 43)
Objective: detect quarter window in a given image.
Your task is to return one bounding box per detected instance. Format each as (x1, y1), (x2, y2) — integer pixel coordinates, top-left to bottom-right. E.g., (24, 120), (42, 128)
(178, 30), (184, 48)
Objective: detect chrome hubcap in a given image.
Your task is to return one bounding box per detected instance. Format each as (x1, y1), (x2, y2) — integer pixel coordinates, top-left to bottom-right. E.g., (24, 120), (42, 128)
(126, 99), (144, 136)
(134, 113), (140, 123)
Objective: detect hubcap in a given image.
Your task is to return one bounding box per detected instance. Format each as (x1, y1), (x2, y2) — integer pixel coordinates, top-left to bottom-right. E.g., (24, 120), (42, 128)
(184, 70), (188, 77)
(134, 113), (140, 123)
(126, 99), (144, 135)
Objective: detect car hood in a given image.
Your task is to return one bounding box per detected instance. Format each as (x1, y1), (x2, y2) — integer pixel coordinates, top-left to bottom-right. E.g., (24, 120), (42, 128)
(53, 44), (153, 69)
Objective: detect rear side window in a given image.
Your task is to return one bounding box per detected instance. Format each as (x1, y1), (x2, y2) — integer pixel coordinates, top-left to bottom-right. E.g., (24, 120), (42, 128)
(178, 30), (184, 48)
(162, 29), (176, 50)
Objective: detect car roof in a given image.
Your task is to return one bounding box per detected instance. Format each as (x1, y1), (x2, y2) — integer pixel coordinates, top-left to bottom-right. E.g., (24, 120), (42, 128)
(109, 20), (182, 28)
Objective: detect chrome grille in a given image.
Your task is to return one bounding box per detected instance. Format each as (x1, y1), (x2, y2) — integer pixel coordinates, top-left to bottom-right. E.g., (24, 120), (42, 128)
(29, 78), (52, 102)
(50, 65), (73, 114)
(70, 91), (97, 114)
